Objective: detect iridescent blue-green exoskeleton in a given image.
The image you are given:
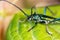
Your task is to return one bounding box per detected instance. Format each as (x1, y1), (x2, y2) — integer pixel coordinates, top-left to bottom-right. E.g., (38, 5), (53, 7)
(2, 0), (60, 36)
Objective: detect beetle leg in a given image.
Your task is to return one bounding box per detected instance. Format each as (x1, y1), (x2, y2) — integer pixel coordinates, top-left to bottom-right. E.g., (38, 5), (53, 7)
(31, 7), (34, 15)
(45, 21), (52, 36)
(28, 22), (37, 32)
(46, 7), (55, 16)
(44, 7), (47, 15)
(31, 7), (34, 20)
(49, 18), (60, 24)
(46, 25), (52, 36)
(53, 18), (60, 22)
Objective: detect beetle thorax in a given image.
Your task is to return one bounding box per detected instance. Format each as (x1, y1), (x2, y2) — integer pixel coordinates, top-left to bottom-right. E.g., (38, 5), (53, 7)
(28, 14), (45, 23)
(28, 14), (50, 24)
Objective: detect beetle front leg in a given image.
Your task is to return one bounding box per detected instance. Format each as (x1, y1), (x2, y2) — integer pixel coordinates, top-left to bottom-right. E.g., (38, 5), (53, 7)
(28, 22), (37, 32)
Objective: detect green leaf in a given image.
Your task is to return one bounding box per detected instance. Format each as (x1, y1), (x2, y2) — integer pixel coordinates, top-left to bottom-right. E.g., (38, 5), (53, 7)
(6, 5), (60, 40)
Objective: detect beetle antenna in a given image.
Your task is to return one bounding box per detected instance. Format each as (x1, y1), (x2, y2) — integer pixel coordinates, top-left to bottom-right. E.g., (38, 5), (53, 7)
(46, 7), (55, 16)
(2, 0), (29, 17)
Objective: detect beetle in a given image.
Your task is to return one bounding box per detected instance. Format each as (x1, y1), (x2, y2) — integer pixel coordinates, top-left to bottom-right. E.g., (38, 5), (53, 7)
(2, 0), (60, 36)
